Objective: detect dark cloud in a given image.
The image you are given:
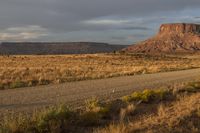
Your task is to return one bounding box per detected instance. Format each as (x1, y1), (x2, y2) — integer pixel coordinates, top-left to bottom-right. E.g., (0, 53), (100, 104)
(0, 0), (199, 43)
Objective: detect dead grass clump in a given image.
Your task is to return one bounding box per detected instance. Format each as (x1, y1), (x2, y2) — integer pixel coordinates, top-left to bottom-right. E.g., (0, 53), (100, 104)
(120, 104), (136, 122)
(94, 123), (129, 133)
(178, 82), (200, 93)
(85, 98), (102, 112)
(79, 111), (102, 126)
(172, 110), (200, 133)
(79, 98), (105, 126)
(1, 105), (73, 133)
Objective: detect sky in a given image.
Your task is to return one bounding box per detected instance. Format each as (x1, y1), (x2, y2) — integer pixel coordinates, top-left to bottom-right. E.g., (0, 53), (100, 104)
(0, 0), (200, 44)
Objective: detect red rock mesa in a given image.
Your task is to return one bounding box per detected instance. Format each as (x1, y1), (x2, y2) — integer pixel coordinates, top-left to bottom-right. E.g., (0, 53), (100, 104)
(124, 23), (200, 53)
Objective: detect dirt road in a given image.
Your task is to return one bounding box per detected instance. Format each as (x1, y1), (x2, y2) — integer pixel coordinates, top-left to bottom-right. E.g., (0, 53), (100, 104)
(1, 68), (200, 116)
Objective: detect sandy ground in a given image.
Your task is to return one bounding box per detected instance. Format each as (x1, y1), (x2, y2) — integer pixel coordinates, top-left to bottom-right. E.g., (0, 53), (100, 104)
(0, 68), (200, 117)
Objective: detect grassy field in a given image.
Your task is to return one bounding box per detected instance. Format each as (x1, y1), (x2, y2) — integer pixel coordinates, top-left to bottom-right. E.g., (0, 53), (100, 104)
(1, 81), (200, 133)
(0, 53), (200, 89)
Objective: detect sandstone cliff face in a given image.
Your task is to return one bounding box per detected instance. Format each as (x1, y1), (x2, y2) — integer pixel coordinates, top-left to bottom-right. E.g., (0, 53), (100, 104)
(159, 23), (200, 34)
(124, 23), (200, 54)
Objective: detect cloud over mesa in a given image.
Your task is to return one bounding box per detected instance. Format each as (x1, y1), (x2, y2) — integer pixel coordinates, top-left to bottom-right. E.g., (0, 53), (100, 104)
(0, 0), (200, 44)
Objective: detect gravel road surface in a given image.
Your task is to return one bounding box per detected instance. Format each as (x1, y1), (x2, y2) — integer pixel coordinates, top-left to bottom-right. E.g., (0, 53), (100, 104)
(1, 68), (200, 116)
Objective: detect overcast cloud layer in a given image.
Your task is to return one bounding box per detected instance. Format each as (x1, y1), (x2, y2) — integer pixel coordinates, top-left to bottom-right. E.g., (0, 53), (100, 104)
(0, 0), (200, 44)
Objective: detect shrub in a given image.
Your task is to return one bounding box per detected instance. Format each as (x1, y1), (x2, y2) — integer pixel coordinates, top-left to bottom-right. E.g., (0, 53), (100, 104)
(38, 79), (51, 85)
(85, 98), (101, 112)
(94, 123), (128, 133)
(80, 111), (102, 126)
(189, 82), (200, 89)
(2, 105), (73, 133)
(105, 99), (127, 120)
(9, 81), (27, 89)
(99, 106), (110, 116)
(122, 89), (169, 103)
(36, 105), (72, 132)
(197, 109), (200, 117)
(0, 83), (10, 90)
(120, 104), (136, 121)
(0, 83), (4, 89)
(187, 82), (200, 90)
(2, 114), (33, 133)
(121, 95), (131, 103)
(28, 80), (39, 86)
(178, 82), (200, 93)
(82, 98), (110, 125)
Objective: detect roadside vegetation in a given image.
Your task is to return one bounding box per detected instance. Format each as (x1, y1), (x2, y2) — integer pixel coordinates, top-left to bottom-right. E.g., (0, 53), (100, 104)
(0, 53), (200, 89)
(1, 81), (200, 133)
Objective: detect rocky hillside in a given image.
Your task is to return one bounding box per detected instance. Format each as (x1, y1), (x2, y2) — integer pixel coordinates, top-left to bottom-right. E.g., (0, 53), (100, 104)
(0, 42), (127, 55)
(123, 23), (200, 54)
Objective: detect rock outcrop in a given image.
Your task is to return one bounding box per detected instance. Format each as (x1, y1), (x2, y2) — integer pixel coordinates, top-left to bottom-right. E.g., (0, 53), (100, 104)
(159, 23), (200, 34)
(123, 23), (200, 54)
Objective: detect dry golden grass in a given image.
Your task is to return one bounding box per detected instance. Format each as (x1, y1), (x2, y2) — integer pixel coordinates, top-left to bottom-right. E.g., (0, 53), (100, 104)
(0, 53), (200, 89)
(1, 82), (200, 133)
(96, 82), (200, 133)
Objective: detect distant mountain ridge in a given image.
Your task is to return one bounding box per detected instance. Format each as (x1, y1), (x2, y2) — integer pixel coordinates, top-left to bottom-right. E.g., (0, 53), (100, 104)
(123, 23), (200, 54)
(0, 42), (128, 55)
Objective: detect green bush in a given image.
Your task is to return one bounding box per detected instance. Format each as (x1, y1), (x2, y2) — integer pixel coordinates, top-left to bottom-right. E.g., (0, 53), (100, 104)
(122, 89), (169, 103)
(9, 81), (27, 89)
